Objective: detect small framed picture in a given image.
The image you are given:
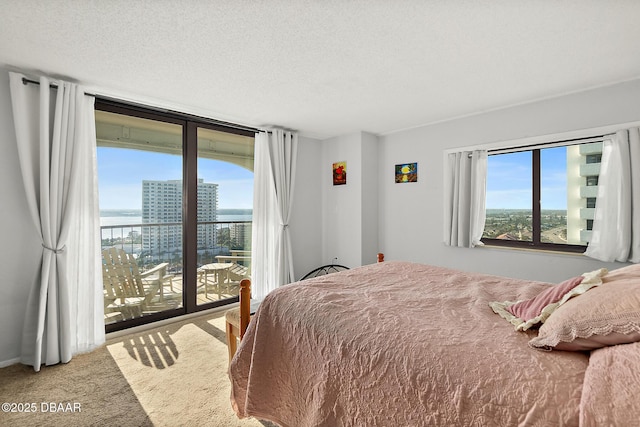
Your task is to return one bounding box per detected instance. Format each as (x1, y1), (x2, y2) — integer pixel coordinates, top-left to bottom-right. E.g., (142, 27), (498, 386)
(395, 162), (417, 183)
(333, 161), (347, 185)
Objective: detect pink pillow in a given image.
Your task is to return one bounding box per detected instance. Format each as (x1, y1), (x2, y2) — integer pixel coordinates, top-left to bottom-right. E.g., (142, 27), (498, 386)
(489, 268), (607, 331)
(507, 276), (584, 321)
(530, 264), (640, 351)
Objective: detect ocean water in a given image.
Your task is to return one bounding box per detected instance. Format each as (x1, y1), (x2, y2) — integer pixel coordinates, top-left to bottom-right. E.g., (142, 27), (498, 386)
(100, 216), (143, 226)
(100, 209), (251, 227)
(100, 210), (251, 240)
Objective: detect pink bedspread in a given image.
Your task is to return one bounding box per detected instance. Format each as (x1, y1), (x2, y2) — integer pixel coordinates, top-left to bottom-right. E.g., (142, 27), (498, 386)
(580, 341), (640, 426)
(229, 261), (589, 426)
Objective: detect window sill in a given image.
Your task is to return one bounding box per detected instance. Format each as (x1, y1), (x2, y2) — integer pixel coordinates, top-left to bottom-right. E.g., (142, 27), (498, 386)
(478, 242), (587, 257)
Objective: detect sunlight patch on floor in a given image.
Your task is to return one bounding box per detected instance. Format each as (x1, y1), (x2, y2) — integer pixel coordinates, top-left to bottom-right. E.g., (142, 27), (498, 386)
(107, 315), (263, 427)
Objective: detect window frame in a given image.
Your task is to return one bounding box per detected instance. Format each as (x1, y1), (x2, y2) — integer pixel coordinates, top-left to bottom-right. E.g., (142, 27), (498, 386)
(481, 136), (604, 254)
(96, 98), (256, 333)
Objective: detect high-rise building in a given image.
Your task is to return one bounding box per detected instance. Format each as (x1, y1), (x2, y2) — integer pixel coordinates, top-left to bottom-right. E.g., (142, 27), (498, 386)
(142, 179), (218, 254)
(197, 181), (218, 250)
(230, 222), (250, 248)
(566, 142), (602, 244)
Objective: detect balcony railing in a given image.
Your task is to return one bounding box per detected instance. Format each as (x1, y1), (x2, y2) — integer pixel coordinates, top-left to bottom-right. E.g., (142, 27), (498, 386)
(101, 220), (251, 325)
(101, 220), (251, 269)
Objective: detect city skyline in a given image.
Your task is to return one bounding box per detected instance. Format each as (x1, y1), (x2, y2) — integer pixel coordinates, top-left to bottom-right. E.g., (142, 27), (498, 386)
(97, 147), (254, 210)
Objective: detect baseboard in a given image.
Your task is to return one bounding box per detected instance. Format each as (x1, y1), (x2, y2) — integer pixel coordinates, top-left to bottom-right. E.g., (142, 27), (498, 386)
(0, 357), (21, 368)
(105, 303), (237, 341)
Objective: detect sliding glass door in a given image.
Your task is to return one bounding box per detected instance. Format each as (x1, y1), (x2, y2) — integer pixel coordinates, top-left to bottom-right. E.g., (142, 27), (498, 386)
(96, 102), (254, 332)
(195, 127), (254, 307)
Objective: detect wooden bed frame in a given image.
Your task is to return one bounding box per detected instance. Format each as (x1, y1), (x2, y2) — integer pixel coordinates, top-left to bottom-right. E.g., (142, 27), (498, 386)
(224, 279), (251, 365)
(225, 253), (385, 364)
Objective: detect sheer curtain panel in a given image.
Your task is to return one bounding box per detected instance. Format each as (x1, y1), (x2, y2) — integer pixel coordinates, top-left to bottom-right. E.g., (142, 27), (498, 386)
(251, 129), (298, 300)
(444, 150), (488, 248)
(585, 128), (640, 263)
(9, 72), (104, 371)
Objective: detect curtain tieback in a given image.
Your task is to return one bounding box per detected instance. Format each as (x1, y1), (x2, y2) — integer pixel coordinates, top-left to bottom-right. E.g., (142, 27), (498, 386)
(280, 223), (289, 229)
(42, 243), (66, 254)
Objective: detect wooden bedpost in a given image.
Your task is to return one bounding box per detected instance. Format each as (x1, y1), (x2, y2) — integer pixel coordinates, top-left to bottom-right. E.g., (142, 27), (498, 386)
(377, 253), (384, 263)
(239, 279), (251, 339)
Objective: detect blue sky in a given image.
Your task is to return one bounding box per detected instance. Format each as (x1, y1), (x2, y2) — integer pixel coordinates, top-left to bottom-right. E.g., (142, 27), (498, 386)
(97, 148), (254, 210)
(100, 146), (568, 211)
(486, 147), (567, 210)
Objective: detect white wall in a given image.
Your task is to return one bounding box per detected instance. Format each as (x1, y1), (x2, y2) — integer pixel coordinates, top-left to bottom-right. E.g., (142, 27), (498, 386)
(379, 78), (640, 283)
(321, 132), (379, 269)
(289, 136), (323, 280)
(360, 132), (379, 265)
(322, 133), (362, 268)
(0, 68), (43, 366)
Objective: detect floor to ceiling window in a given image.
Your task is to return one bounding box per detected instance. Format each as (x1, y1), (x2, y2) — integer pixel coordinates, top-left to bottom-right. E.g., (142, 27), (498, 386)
(196, 127), (254, 307)
(96, 101), (254, 332)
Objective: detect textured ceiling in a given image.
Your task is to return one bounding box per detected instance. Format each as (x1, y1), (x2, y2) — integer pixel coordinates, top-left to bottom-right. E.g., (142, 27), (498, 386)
(2, 1), (640, 140)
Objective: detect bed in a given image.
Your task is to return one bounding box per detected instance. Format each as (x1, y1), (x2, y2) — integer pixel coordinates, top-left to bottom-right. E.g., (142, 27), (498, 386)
(228, 260), (640, 426)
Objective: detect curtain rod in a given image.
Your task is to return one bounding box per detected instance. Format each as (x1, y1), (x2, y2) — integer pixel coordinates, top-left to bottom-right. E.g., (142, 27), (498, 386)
(21, 76), (98, 97)
(465, 134), (607, 158)
(488, 134), (607, 155)
(22, 77), (299, 135)
(23, 76), (268, 134)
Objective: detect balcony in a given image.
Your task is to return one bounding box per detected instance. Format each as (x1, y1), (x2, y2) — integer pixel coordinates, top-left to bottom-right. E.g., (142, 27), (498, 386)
(579, 142), (603, 155)
(579, 162), (601, 177)
(101, 220), (251, 325)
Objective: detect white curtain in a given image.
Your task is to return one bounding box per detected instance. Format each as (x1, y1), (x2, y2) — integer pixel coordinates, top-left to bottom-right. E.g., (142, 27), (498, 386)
(251, 129), (298, 300)
(9, 72), (104, 371)
(585, 128), (640, 263)
(443, 150), (488, 248)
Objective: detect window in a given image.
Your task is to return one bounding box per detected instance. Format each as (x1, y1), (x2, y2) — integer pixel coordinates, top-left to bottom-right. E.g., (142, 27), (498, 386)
(96, 100), (255, 332)
(586, 153), (602, 164)
(482, 138), (604, 252)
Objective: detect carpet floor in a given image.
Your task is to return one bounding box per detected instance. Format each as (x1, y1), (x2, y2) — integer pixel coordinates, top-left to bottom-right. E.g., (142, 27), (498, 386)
(0, 311), (271, 427)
